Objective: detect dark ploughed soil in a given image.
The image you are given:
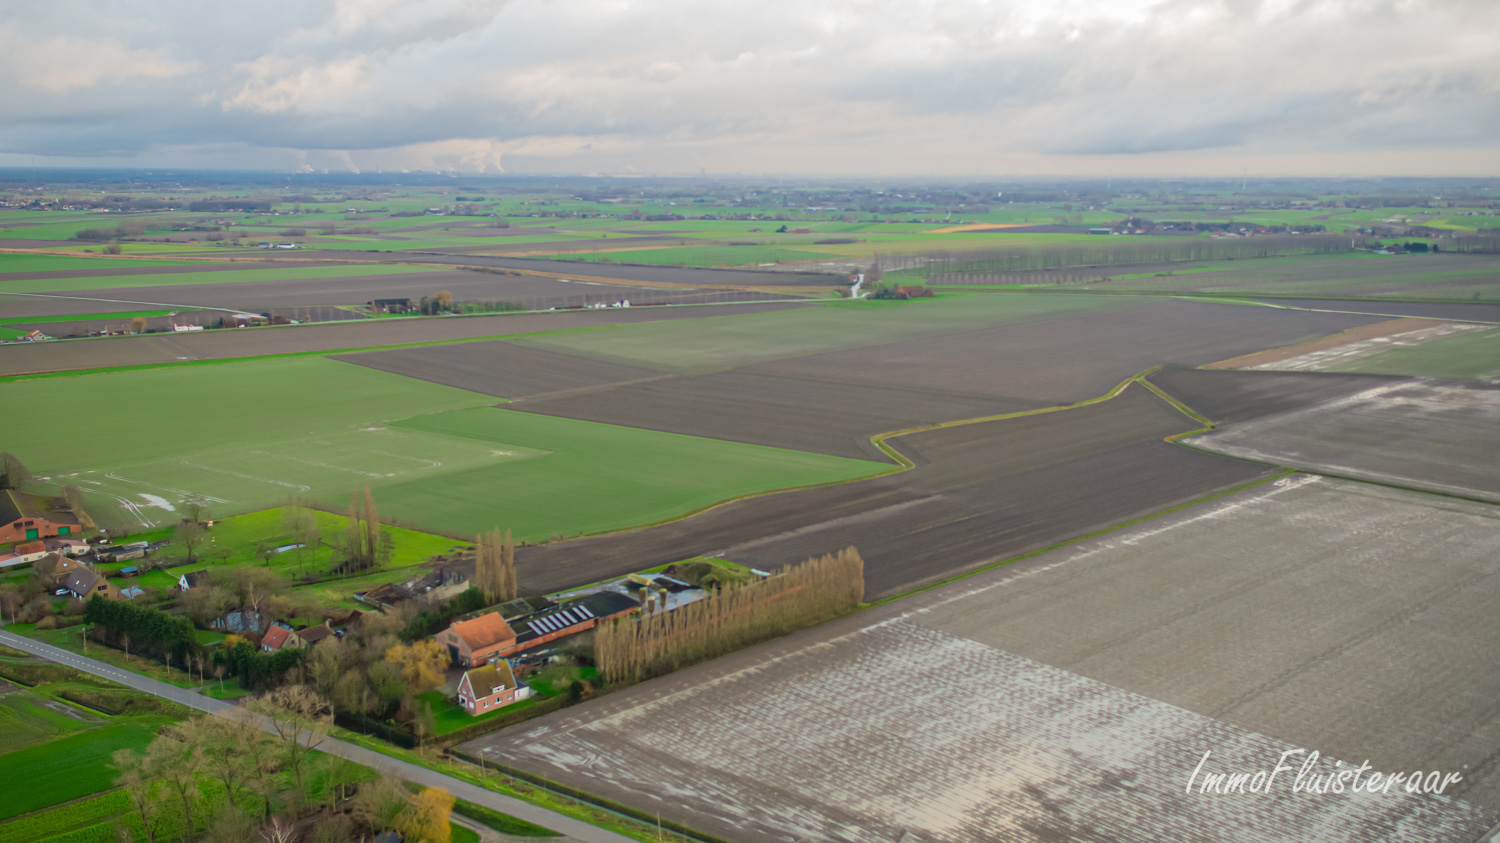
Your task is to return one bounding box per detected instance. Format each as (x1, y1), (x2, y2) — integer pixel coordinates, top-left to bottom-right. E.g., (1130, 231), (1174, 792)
(499, 384), (1272, 600)
(1146, 366), (1403, 423)
(333, 340), (662, 400)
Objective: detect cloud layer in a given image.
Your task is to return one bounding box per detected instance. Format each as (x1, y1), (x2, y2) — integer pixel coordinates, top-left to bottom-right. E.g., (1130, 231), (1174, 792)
(2, 0), (1497, 175)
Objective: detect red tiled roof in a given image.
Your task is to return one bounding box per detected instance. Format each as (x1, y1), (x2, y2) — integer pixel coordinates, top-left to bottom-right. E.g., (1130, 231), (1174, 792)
(261, 626), (295, 651)
(450, 612), (515, 650)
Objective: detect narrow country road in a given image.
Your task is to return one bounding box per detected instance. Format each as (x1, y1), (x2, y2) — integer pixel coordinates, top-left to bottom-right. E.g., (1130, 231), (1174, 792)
(0, 630), (621, 843)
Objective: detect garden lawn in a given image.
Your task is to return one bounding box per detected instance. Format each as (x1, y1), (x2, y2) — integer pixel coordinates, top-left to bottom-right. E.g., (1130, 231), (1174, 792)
(0, 722), (167, 819)
(383, 407), (882, 542)
(188, 506), (470, 571)
(417, 690), (543, 736)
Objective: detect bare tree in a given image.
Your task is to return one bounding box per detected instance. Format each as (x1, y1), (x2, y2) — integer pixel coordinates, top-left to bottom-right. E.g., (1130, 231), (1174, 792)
(174, 520), (206, 562)
(113, 748), (163, 843)
(146, 724), (205, 839)
(0, 453), (28, 490)
(252, 686), (332, 806)
(130, 316), (148, 334)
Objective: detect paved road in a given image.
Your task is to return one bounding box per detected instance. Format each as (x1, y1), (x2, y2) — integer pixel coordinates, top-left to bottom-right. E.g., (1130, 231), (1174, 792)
(0, 630), (624, 843)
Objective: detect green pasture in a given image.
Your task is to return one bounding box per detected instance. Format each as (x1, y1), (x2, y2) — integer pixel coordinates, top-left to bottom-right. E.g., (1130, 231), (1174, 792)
(383, 406), (881, 541)
(535, 245), (838, 266)
(3, 356), (500, 528)
(0, 692), (96, 752)
(1328, 326), (1500, 378)
(0, 262), (443, 294)
(3, 352), (881, 541)
(517, 292), (1125, 372)
(0, 254), (200, 274)
(0, 721), (167, 819)
(190, 506), (468, 569)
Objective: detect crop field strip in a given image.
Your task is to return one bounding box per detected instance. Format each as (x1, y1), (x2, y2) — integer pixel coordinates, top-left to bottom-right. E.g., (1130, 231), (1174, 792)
(468, 479), (1500, 842)
(500, 298), (1387, 459)
(498, 381), (1275, 599)
(1041, 252), (1500, 300)
(0, 299), (817, 376)
(1, 354), (881, 539)
(1185, 378), (1500, 503)
(2, 270), (791, 318)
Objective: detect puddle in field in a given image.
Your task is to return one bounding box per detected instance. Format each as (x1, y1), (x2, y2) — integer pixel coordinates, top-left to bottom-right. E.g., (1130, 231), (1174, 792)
(138, 494), (176, 511)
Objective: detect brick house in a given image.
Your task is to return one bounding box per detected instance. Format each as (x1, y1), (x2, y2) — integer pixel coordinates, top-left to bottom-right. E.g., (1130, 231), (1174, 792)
(64, 568), (121, 601)
(443, 613), (517, 667)
(261, 621), (334, 653)
(261, 625), (299, 652)
(0, 490), (84, 544)
(456, 661), (531, 715)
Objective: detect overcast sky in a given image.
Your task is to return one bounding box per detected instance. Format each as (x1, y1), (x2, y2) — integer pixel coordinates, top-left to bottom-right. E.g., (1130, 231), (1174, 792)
(2, 0), (1497, 176)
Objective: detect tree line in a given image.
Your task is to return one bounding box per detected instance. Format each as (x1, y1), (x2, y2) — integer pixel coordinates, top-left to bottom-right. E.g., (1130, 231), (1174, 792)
(596, 548), (864, 684)
(113, 688), (455, 843)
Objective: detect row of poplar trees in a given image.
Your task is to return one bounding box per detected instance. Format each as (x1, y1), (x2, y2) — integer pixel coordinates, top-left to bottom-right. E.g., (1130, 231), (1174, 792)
(474, 528), (518, 603)
(596, 547), (865, 684)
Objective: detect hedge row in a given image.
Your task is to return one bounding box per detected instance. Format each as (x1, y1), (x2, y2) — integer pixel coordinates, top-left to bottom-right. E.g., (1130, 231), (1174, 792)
(334, 711), (418, 749)
(0, 661), (104, 688)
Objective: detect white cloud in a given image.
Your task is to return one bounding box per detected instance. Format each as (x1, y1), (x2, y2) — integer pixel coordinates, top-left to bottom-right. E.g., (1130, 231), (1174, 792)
(0, 33), (195, 94)
(0, 0), (1496, 174)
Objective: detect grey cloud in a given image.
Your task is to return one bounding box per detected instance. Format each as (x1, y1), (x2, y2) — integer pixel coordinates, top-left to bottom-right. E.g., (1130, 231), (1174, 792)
(0, 0), (1496, 173)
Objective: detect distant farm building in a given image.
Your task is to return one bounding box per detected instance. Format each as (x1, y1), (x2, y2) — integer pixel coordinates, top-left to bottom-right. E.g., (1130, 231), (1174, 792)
(0, 490), (83, 543)
(369, 298), (414, 314)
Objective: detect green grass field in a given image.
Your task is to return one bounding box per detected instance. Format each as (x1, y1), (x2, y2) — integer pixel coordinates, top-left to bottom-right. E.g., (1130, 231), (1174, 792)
(0, 262), (444, 294)
(0, 692), (97, 752)
(0, 721), (166, 819)
(381, 406), (880, 541)
(1328, 326), (1500, 378)
(535, 244), (840, 266)
(0, 254), (200, 273)
(517, 292), (1125, 372)
(3, 353), (880, 540)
